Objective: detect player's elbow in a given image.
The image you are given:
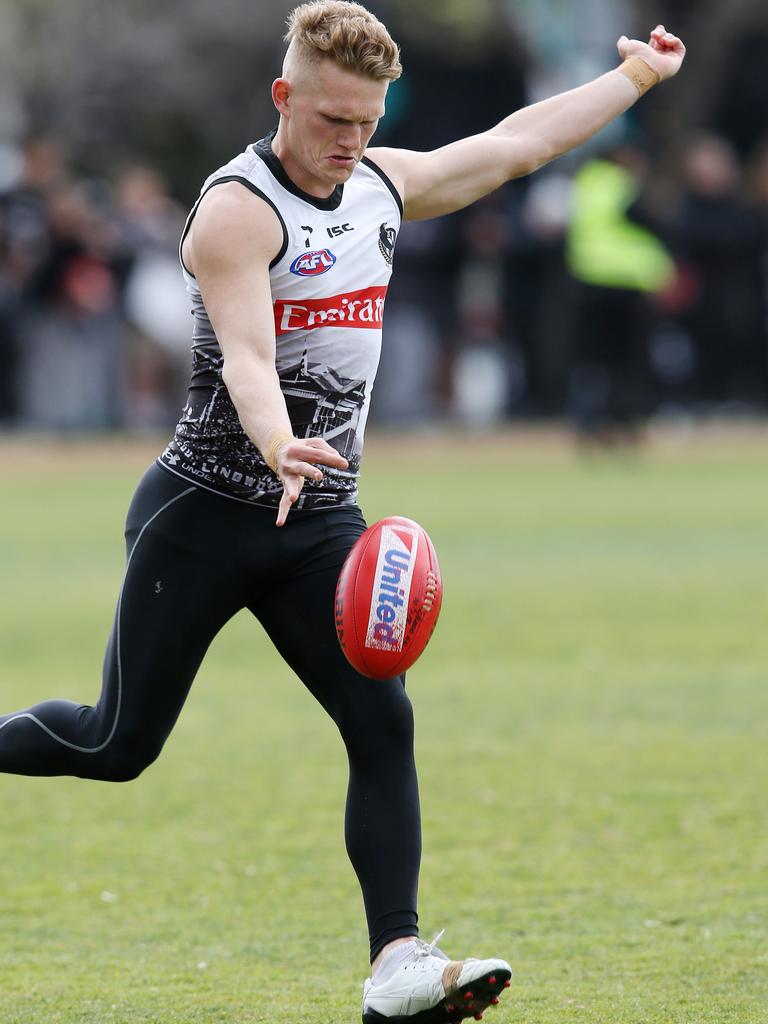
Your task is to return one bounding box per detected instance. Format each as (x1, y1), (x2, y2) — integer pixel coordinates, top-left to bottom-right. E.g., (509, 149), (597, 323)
(222, 354), (258, 402)
(221, 357), (242, 393)
(505, 135), (557, 179)
(510, 155), (543, 179)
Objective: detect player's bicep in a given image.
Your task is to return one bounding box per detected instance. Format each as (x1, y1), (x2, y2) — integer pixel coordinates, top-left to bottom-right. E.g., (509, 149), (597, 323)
(369, 135), (534, 221)
(186, 184), (283, 364)
(199, 259), (276, 369)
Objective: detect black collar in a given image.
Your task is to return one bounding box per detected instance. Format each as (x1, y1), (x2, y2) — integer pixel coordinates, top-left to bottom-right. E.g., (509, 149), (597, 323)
(253, 129), (344, 211)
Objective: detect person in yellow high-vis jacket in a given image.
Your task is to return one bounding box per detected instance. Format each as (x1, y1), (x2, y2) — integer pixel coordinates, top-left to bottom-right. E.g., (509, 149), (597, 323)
(566, 147), (675, 441)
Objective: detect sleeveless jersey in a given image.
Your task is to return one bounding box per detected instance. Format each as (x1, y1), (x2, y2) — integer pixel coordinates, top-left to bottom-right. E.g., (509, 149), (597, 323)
(158, 129), (402, 509)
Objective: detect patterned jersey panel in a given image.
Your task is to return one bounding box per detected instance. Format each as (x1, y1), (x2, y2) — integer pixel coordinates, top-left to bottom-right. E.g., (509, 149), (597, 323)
(159, 132), (401, 509)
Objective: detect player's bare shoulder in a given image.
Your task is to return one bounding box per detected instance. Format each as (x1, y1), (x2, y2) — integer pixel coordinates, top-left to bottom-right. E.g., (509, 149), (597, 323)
(364, 147), (407, 205)
(183, 181), (284, 276)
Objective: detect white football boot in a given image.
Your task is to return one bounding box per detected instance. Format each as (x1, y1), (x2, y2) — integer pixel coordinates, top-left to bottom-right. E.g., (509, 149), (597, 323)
(362, 930), (512, 1023)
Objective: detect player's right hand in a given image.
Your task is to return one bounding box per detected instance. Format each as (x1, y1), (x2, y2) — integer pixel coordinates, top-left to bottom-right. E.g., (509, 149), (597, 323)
(274, 437), (349, 527)
(617, 24), (686, 81)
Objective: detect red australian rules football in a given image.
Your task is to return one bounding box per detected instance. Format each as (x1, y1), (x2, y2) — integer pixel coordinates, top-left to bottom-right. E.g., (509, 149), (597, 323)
(334, 516), (443, 680)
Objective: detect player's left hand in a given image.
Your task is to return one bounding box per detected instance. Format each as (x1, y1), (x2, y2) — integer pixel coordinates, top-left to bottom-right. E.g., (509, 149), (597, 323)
(617, 24), (686, 81)
(274, 436), (349, 527)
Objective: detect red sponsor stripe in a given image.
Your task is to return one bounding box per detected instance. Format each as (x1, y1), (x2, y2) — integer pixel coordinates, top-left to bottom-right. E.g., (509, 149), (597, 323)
(274, 285), (388, 336)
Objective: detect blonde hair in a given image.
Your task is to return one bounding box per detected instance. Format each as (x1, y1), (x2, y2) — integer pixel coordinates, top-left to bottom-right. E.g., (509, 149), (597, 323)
(285, 1), (402, 81)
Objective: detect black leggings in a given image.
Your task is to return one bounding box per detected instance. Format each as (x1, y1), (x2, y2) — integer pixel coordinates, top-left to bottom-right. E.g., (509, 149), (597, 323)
(0, 463), (421, 960)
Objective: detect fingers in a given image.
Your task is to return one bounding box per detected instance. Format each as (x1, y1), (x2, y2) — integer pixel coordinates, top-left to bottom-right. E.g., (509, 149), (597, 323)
(287, 459), (325, 483)
(295, 436), (350, 469)
(665, 33), (685, 56)
(276, 490), (292, 527)
(281, 446), (348, 481)
(271, 435), (348, 527)
(302, 436), (337, 448)
(618, 25), (685, 72)
(276, 475), (304, 527)
(281, 441), (349, 473)
(270, 436), (348, 471)
(649, 24), (684, 53)
(270, 435), (350, 526)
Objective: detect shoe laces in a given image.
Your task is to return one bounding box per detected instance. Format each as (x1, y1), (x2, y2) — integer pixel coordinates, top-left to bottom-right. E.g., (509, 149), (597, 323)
(413, 928), (449, 962)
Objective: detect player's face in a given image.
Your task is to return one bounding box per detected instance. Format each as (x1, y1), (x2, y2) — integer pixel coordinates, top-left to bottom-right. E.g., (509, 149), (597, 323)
(275, 59), (388, 195)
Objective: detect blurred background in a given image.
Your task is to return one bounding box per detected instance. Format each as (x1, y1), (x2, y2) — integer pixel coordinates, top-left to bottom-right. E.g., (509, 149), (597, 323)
(0, 0), (767, 441)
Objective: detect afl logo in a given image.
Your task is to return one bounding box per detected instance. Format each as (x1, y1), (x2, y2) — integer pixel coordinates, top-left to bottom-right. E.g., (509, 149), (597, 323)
(290, 249), (337, 277)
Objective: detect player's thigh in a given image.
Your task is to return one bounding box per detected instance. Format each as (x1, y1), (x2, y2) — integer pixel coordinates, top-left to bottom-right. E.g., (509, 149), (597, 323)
(116, 467), (250, 728)
(248, 509), (411, 746)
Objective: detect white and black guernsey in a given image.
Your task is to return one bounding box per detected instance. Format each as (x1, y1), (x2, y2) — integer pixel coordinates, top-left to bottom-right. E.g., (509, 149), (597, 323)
(159, 129), (402, 509)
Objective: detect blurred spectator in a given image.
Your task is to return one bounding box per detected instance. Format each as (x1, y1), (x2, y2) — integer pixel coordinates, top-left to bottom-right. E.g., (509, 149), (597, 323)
(0, 143), (190, 432)
(671, 134), (767, 408)
(374, 0), (528, 426)
(2, 6), (768, 433)
(375, 216), (462, 424)
(745, 141), (768, 355)
(0, 138), (70, 426)
(0, 138), (66, 286)
(452, 197), (522, 426)
(512, 172), (574, 415)
(17, 179), (123, 429)
(714, 29), (768, 160)
(115, 165), (185, 257)
(564, 146), (674, 442)
(0, 209), (18, 422)
(115, 165), (190, 429)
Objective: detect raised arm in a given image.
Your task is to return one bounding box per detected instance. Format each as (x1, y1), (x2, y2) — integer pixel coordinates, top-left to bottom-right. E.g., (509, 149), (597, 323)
(367, 25), (686, 221)
(185, 183), (348, 525)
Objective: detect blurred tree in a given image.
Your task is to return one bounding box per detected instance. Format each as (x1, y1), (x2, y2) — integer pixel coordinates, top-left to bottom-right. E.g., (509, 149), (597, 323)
(383, 0), (528, 149)
(0, 0), (300, 200)
(630, 0), (768, 159)
(2, 0), (767, 201)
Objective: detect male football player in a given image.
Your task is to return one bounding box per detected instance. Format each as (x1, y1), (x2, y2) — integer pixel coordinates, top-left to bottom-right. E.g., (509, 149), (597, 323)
(0, 4), (685, 1020)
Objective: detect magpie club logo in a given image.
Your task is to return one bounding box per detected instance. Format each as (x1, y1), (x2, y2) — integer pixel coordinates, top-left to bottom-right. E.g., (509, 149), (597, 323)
(290, 249), (337, 277)
(378, 223), (397, 265)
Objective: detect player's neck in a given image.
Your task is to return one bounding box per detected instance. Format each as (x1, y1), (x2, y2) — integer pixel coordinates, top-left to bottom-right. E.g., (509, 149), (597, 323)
(271, 127), (339, 200)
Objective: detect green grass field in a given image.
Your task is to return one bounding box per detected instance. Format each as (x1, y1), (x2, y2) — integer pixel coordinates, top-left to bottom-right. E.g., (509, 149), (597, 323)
(1, 431), (767, 1024)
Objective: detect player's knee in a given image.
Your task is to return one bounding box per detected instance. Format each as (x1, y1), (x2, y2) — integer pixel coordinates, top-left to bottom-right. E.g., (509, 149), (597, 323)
(98, 756), (150, 783)
(92, 735), (163, 782)
(339, 685), (414, 761)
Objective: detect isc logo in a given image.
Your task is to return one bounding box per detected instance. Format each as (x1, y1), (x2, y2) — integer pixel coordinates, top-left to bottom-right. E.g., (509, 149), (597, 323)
(290, 249), (337, 277)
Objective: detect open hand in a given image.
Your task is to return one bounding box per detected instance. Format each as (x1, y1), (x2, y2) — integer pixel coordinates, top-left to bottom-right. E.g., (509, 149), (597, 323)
(274, 436), (349, 526)
(618, 24), (686, 81)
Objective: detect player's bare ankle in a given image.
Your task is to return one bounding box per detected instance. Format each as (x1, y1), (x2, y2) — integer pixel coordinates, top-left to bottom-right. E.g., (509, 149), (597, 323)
(372, 936), (415, 976)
